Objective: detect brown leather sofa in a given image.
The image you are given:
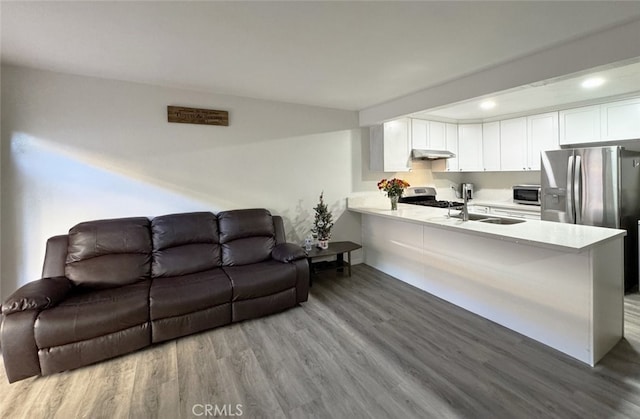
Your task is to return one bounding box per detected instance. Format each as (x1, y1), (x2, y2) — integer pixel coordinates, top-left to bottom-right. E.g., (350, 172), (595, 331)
(0, 209), (309, 383)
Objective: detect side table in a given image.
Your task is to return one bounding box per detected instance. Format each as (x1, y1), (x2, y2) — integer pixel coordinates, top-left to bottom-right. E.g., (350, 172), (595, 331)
(305, 241), (362, 285)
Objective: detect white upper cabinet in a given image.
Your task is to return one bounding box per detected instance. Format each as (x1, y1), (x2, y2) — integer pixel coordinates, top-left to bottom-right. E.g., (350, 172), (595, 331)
(500, 113), (559, 171)
(457, 124), (483, 172)
(445, 123), (459, 172)
(381, 96), (638, 174)
(560, 99), (640, 145)
(370, 118), (411, 172)
(431, 122), (459, 173)
(500, 118), (527, 171)
(428, 121), (447, 150)
(500, 117), (528, 171)
(411, 119), (447, 150)
(559, 105), (601, 145)
(527, 112), (559, 170)
(482, 121), (501, 171)
(411, 119), (428, 149)
(601, 97), (640, 141)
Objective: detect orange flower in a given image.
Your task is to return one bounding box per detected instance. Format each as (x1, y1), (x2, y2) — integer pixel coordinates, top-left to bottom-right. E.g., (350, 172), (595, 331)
(377, 178), (410, 197)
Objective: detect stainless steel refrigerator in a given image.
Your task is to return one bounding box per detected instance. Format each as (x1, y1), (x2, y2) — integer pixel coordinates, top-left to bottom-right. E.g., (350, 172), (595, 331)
(541, 146), (640, 292)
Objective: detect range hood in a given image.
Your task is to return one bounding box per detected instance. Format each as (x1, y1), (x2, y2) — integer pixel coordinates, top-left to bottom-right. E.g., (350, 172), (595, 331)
(411, 149), (456, 160)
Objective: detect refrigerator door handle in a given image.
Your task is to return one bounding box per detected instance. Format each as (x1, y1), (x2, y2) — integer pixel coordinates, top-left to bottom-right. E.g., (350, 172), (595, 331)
(574, 155), (582, 224)
(567, 155), (575, 223)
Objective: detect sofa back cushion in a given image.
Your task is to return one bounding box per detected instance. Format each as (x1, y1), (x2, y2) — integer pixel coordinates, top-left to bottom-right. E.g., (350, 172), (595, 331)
(151, 212), (221, 277)
(218, 209), (275, 266)
(65, 217), (152, 289)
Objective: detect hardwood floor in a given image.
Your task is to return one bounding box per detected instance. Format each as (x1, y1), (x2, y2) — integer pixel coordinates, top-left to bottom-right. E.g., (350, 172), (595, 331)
(2, 264), (640, 418)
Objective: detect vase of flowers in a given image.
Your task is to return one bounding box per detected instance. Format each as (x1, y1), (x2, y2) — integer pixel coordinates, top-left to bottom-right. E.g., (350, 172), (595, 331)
(311, 192), (333, 249)
(389, 194), (400, 211)
(377, 178), (410, 210)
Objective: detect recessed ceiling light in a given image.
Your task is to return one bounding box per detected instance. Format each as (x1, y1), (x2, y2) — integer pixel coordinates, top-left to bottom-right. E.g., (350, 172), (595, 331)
(581, 77), (605, 88)
(480, 100), (496, 110)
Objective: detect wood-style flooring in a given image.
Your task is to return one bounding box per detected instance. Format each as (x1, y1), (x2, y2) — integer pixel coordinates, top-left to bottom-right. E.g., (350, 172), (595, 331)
(2, 264), (640, 418)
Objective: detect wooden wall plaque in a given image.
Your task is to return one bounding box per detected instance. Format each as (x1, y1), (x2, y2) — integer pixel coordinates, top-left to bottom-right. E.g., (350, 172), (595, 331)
(167, 106), (229, 126)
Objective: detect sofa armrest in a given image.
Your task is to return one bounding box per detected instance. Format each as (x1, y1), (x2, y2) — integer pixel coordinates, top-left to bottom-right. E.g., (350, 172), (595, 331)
(1, 277), (73, 315)
(42, 235), (69, 278)
(271, 243), (307, 263)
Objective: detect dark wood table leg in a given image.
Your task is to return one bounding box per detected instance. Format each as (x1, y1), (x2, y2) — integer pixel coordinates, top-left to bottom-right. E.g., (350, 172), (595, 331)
(337, 253), (344, 275)
(347, 251), (352, 276)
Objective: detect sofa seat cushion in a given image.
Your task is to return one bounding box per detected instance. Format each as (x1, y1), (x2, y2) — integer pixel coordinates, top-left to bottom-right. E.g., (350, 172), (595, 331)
(150, 269), (231, 320)
(34, 281), (151, 349)
(223, 260), (297, 302)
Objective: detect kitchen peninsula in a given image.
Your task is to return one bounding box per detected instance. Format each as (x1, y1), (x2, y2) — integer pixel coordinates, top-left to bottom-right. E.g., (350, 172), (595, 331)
(348, 195), (626, 366)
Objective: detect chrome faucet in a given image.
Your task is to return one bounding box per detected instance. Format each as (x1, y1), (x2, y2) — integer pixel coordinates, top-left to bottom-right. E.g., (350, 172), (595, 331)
(461, 184), (470, 221)
(447, 184), (469, 221)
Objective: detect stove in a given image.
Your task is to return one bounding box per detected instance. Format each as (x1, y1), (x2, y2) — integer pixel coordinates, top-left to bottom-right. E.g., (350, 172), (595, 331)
(399, 186), (464, 209)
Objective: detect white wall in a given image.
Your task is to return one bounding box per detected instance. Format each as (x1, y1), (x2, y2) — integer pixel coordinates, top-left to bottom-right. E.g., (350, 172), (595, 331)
(1, 65), (366, 298)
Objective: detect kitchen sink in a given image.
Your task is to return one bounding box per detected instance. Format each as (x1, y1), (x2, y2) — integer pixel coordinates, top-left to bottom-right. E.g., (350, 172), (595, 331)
(465, 213), (493, 221)
(450, 213), (526, 224)
(475, 216), (525, 225)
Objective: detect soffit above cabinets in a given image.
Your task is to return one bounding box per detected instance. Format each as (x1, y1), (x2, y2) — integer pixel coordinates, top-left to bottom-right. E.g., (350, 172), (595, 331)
(4, 2), (640, 111)
(410, 59), (640, 123)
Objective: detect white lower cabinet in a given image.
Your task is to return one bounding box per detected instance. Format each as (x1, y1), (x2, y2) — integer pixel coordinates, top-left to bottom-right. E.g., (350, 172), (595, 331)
(469, 205), (490, 214)
(361, 213), (622, 366)
(470, 204), (540, 220)
(490, 207), (541, 220)
(362, 215), (424, 282)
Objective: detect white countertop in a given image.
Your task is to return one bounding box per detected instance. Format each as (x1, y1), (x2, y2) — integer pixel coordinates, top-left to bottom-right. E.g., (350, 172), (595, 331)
(348, 196), (625, 253)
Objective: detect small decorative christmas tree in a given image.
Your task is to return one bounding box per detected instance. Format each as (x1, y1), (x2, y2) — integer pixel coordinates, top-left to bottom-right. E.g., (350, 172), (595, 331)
(311, 192), (333, 248)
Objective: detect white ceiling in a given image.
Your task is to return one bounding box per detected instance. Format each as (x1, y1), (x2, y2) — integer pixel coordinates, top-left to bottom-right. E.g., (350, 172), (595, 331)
(412, 59), (640, 122)
(2, 1), (640, 112)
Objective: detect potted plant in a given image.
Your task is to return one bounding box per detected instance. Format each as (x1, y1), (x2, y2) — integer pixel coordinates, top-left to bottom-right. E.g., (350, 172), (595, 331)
(311, 192), (333, 249)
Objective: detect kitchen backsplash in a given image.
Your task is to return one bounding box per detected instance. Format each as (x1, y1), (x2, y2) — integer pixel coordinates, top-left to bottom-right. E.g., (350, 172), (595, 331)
(383, 165), (541, 202)
(458, 171), (541, 202)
